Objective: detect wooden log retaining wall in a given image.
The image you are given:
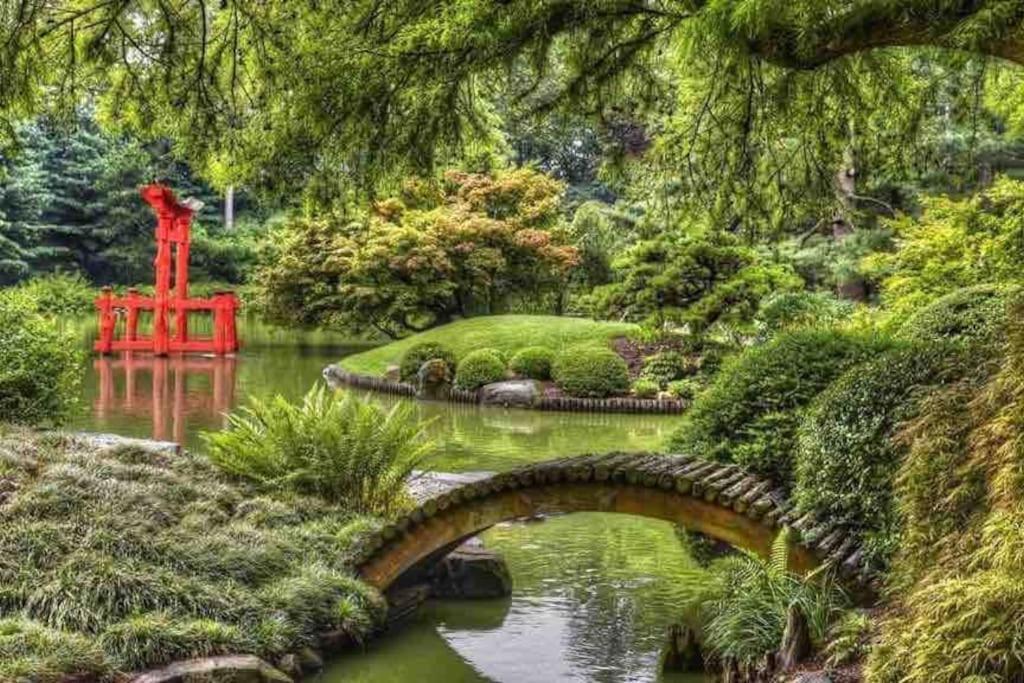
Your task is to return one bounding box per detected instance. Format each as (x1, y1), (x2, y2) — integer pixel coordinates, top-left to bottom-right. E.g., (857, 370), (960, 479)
(323, 365), (687, 415)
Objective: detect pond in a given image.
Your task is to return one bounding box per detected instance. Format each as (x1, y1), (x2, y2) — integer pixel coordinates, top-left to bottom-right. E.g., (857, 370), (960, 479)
(73, 317), (711, 682)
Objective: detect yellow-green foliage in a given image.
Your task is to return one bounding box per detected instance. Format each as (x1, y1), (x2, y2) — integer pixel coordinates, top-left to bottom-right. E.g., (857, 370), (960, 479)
(867, 314), (1024, 682)
(681, 529), (846, 667)
(863, 178), (1024, 325)
(0, 429), (386, 678)
(0, 294), (83, 426)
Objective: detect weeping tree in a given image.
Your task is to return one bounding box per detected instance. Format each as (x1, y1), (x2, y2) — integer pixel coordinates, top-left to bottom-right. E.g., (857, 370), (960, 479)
(3, 1), (1024, 220)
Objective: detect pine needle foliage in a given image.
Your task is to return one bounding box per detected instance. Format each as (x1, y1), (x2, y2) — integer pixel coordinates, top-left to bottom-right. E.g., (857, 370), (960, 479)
(203, 386), (434, 516)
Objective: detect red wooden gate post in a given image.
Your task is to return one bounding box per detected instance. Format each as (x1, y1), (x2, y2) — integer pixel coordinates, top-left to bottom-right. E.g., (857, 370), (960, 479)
(96, 287), (116, 354)
(172, 208), (192, 345)
(125, 288), (140, 343)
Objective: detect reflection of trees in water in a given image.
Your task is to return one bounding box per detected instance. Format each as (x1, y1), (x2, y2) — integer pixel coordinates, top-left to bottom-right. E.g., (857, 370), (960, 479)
(483, 513), (704, 681)
(396, 399), (680, 470)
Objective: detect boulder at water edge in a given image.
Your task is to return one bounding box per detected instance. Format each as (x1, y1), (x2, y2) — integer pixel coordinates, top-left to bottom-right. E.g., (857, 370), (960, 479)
(417, 359), (453, 401)
(430, 541), (512, 598)
(479, 379), (541, 408)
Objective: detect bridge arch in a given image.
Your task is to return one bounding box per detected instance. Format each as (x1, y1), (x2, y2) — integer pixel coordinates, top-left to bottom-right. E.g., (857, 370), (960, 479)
(355, 453), (871, 594)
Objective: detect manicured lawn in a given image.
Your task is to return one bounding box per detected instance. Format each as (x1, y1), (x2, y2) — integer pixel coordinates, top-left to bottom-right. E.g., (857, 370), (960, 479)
(339, 315), (637, 376)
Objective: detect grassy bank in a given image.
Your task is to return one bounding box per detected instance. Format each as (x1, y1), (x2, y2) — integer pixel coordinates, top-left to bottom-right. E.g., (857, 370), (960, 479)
(339, 315), (636, 376)
(0, 428), (384, 680)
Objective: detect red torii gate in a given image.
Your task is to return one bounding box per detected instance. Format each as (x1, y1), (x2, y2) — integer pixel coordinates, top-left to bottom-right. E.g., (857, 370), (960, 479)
(95, 184), (240, 356)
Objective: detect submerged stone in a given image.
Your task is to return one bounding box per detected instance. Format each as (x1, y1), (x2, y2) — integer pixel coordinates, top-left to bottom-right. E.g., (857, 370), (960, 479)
(430, 540), (512, 598)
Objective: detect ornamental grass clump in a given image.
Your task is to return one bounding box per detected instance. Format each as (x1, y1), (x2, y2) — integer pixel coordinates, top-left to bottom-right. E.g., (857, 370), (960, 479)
(681, 529), (846, 668)
(204, 386), (434, 516)
(0, 429), (386, 679)
(0, 294), (83, 426)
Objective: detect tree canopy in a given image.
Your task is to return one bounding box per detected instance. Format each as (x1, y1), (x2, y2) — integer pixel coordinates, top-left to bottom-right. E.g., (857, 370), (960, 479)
(6, 1), (1024, 210)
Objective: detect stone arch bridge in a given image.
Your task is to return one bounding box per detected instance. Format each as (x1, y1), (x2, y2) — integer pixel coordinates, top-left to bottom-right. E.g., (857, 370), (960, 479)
(355, 453), (874, 596)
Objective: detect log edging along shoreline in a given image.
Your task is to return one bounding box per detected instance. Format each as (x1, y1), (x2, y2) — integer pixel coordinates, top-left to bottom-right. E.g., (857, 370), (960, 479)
(322, 365), (688, 415)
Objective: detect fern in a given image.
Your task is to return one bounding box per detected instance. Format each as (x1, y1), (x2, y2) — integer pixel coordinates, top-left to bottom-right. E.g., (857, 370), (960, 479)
(203, 385), (435, 516)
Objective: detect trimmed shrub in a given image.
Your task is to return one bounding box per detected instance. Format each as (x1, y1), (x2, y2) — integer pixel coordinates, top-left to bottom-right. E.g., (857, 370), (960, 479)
(630, 378), (659, 398)
(509, 346), (555, 380)
(0, 294), (83, 426)
(639, 351), (690, 386)
(668, 329), (893, 486)
(794, 342), (970, 568)
(454, 349), (507, 390)
(552, 346), (630, 398)
(900, 283), (1019, 349)
(398, 342), (458, 382)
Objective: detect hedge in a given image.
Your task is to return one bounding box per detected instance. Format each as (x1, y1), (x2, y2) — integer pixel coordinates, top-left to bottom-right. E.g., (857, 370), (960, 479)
(667, 329), (894, 486)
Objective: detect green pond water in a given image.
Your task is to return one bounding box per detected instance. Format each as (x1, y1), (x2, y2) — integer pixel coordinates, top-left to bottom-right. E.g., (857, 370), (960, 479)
(74, 317), (711, 682)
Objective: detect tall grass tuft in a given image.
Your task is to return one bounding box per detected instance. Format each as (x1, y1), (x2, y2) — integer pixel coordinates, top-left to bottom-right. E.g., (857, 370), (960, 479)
(204, 386), (433, 516)
(682, 529), (847, 667)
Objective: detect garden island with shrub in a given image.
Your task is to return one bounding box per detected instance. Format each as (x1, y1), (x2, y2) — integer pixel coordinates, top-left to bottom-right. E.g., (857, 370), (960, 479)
(7, 3), (1024, 682)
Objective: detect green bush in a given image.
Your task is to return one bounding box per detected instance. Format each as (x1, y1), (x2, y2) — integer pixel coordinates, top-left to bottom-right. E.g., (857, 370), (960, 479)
(509, 346), (555, 380)
(13, 272), (97, 317)
(454, 349), (507, 390)
(204, 386), (434, 515)
(639, 351), (690, 386)
(0, 294), (83, 426)
(754, 291), (855, 338)
(552, 346), (630, 398)
(666, 378), (703, 401)
(668, 329), (892, 485)
(794, 342), (969, 568)
(900, 283), (1019, 348)
(630, 378), (660, 398)
(398, 342), (458, 382)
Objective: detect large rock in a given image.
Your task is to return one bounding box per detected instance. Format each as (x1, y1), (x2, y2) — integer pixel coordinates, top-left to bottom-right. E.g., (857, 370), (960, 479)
(430, 540), (512, 598)
(416, 359), (453, 401)
(479, 380), (541, 408)
(132, 655), (292, 683)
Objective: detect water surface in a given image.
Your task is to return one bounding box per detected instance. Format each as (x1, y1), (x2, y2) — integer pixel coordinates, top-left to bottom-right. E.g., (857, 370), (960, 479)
(73, 317), (708, 682)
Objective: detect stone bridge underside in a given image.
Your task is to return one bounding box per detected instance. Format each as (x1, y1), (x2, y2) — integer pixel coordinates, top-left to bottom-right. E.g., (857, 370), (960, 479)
(355, 453), (874, 595)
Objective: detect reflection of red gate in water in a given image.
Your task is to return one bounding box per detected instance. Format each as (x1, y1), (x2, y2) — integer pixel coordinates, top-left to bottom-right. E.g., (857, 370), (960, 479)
(94, 354), (237, 444)
(94, 184), (239, 356)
